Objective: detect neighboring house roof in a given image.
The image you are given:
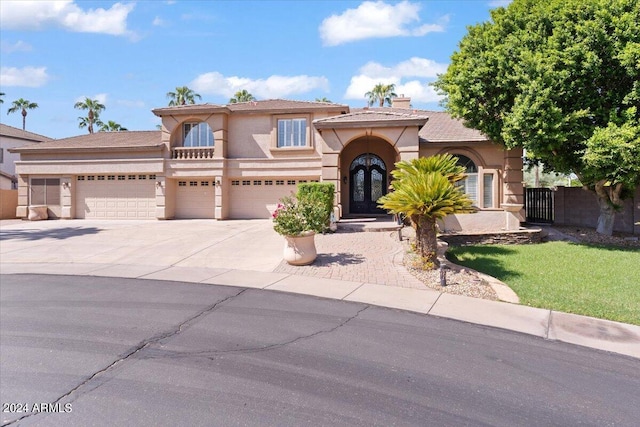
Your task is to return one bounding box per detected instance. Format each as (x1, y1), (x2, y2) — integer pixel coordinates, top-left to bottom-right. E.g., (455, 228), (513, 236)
(10, 131), (163, 153)
(0, 123), (52, 142)
(0, 170), (16, 181)
(314, 109), (429, 129)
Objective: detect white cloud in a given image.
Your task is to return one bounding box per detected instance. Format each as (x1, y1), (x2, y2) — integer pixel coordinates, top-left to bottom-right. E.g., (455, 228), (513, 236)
(152, 16), (166, 26)
(0, 40), (33, 53)
(0, 1), (136, 37)
(75, 93), (108, 104)
(0, 66), (49, 87)
(344, 57), (448, 104)
(191, 72), (330, 99)
(319, 1), (447, 46)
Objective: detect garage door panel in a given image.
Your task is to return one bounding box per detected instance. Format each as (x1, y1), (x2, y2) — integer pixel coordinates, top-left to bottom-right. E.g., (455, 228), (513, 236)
(229, 179), (300, 219)
(75, 176), (155, 219)
(175, 180), (215, 219)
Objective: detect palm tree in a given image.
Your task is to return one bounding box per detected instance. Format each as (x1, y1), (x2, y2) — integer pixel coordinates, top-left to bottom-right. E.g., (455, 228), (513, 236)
(315, 97), (332, 103)
(229, 90), (256, 104)
(0, 92), (5, 104)
(74, 97), (106, 134)
(98, 120), (128, 132)
(378, 154), (475, 267)
(166, 86), (201, 106)
(365, 83), (397, 107)
(7, 98), (39, 130)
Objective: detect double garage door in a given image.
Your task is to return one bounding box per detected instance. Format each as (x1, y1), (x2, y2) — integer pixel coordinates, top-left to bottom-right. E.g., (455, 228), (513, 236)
(75, 174), (155, 219)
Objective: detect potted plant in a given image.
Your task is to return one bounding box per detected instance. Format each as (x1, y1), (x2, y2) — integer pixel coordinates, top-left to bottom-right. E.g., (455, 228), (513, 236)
(272, 191), (328, 265)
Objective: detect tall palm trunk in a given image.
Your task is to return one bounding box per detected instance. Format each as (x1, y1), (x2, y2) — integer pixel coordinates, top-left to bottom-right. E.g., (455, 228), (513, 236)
(21, 109), (26, 130)
(88, 109), (94, 134)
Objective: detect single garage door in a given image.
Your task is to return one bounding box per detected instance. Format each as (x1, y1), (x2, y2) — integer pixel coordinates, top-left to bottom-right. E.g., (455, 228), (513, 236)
(229, 178), (301, 219)
(175, 179), (215, 219)
(75, 174), (156, 219)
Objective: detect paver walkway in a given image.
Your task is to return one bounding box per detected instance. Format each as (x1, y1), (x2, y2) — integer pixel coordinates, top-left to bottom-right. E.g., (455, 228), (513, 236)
(274, 228), (426, 289)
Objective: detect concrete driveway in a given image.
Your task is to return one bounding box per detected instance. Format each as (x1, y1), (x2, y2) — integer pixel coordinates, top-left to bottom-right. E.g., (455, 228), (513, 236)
(0, 219), (284, 272)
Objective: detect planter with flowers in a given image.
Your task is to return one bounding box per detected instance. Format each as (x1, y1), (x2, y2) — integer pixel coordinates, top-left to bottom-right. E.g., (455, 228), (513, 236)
(272, 183), (334, 265)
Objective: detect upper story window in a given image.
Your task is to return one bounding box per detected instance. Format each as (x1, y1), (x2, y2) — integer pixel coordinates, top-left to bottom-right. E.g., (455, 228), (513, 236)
(277, 118), (307, 148)
(183, 122), (214, 147)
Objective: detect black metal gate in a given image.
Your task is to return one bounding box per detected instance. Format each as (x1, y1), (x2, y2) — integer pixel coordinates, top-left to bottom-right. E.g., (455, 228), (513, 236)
(525, 188), (554, 223)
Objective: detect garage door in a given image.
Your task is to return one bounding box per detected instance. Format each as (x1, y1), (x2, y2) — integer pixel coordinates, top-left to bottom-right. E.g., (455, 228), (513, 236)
(175, 179), (215, 219)
(75, 174), (156, 219)
(229, 178), (301, 219)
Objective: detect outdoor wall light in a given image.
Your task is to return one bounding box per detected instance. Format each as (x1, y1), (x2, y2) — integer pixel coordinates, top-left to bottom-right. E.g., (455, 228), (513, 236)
(62, 182), (70, 189)
(215, 180), (221, 187)
(156, 181), (162, 188)
(342, 176), (347, 184)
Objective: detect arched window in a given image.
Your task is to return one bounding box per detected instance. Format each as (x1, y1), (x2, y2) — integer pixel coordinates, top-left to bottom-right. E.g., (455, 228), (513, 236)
(183, 122), (214, 147)
(455, 155), (478, 205)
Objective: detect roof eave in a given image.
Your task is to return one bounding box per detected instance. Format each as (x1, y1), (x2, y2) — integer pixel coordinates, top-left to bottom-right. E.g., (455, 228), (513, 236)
(10, 143), (165, 154)
(152, 105), (231, 116)
(314, 117), (428, 130)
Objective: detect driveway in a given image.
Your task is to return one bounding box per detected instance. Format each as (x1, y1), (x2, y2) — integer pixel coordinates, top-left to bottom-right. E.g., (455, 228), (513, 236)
(0, 219), (284, 272)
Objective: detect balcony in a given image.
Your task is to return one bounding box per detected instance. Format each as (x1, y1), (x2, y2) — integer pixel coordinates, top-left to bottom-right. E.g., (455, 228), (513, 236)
(172, 147), (215, 159)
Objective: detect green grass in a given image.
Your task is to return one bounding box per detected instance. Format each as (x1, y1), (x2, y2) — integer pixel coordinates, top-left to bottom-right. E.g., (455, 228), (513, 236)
(447, 242), (640, 325)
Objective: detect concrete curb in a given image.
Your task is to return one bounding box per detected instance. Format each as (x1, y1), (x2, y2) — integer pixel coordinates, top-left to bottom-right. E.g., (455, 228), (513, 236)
(2, 262), (638, 360)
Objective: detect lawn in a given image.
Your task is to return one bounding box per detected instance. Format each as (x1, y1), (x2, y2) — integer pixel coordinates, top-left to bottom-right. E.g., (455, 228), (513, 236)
(447, 242), (640, 325)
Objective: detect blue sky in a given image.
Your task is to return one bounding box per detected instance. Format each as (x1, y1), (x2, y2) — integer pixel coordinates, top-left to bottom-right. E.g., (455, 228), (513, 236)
(0, 0), (510, 139)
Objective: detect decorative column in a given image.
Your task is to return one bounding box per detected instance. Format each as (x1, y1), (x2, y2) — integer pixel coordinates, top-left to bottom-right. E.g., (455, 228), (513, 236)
(502, 148), (524, 230)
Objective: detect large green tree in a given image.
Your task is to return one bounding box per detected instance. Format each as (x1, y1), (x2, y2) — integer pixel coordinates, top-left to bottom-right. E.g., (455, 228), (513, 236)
(434, 0), (640, 235)
(365, 83), (397, 107)
(229, 90), (256, 104)
(7, 98), (38, 130)
(74, 97), (106, 134)
(167, 86), (201, 106)
(378, 154), (475, 267)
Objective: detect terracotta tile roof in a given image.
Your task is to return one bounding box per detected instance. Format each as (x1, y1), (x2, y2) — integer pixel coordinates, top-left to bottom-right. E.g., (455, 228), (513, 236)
(416, 110), (489, 142)
(315, 109), (430, 125)
(227, 99), (348, 113)
(12, 130), (162, 152)
(0, 123), (52, 142)
(152, 103), (229, 116)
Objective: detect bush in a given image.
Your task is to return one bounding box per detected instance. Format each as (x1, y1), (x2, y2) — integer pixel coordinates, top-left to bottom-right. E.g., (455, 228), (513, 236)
(297, 182), (334, 230)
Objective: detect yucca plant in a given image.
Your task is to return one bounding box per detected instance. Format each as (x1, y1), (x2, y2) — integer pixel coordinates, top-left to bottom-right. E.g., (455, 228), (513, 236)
(378, 155), (475, 267)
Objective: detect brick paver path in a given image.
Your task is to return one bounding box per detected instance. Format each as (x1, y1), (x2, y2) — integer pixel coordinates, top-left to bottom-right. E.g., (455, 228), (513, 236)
(273, 229), (426, 289)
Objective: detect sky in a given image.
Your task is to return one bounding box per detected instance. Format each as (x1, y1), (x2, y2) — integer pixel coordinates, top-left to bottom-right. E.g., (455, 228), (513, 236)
(0, 0), (511, 139)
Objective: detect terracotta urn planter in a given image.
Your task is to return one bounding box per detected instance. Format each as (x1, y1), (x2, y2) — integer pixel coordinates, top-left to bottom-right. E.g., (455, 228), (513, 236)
(283, 232), (317, 265)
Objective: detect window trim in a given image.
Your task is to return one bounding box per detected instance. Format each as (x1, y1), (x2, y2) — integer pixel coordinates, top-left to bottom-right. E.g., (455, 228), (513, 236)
(271, 114), (314, 151)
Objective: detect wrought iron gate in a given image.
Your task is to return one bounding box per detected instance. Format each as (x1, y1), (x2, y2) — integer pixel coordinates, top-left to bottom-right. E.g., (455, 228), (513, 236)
(525, 188), (554, 223)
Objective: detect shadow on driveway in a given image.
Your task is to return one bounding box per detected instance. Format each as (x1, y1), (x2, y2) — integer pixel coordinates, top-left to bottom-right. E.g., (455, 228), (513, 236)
(314, 252), (365, 266)
(0, 227), (102, 241)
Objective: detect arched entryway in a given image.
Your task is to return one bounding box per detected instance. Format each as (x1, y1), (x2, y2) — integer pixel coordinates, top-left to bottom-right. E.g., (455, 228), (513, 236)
(349, 153), (387, 214)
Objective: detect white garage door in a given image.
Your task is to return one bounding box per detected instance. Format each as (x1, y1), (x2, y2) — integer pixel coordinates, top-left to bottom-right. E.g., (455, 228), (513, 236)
(229, 178), (301, 219)
(75, 174), (156, 219)
(175, 179), (215, 219)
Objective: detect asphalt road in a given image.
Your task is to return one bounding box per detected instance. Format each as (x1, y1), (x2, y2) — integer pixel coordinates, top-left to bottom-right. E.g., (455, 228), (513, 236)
(1, 274), (639, 427)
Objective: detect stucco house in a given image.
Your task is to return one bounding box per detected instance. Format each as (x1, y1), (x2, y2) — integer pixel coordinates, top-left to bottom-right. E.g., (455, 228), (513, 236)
(10, 98), (524, 230)
(1, 123), (52, 190)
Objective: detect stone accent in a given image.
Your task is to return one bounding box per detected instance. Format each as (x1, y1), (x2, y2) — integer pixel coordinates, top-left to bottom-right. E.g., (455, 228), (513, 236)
(439, 228), (543, 246)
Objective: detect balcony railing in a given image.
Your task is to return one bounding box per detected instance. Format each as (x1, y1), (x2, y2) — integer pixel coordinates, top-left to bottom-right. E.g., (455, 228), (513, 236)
(172, 147), (215, 159)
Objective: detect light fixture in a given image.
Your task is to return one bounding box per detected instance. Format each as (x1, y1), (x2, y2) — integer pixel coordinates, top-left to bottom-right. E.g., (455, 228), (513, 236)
(156, 181), (162, 188)
(342, 176), (347, 185)
(215, 179), (221, 187)
(62, 182), (70, 189)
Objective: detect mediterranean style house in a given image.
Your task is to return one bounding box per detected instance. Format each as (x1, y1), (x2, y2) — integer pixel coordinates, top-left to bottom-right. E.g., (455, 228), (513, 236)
(10, 98), (524, 231)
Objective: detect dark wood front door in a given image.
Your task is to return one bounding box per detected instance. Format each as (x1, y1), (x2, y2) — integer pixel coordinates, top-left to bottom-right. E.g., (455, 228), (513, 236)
(349, 154), (387, 214)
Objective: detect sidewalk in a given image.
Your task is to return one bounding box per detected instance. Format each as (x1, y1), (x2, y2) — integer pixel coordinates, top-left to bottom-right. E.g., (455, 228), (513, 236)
(1, 218), (639, 359)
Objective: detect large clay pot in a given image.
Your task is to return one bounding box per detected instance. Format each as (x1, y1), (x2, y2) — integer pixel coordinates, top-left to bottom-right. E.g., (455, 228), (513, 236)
(283, 232), (317, 265)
